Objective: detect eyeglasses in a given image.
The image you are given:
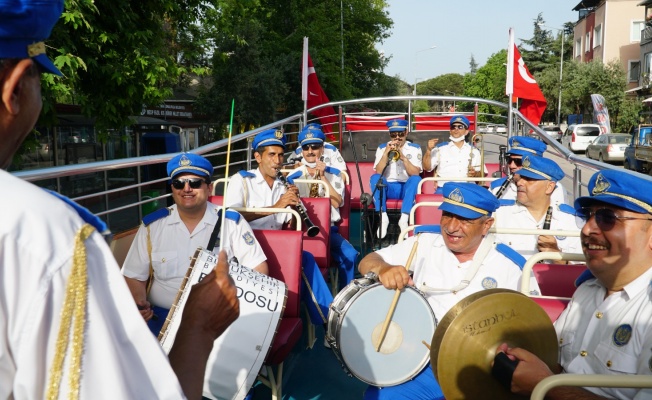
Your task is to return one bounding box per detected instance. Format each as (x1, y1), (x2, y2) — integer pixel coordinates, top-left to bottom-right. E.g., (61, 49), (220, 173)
(450, 125), (467, 131)
(577, 207), (652, 231)
(389, 131), (407, 138)
(301, 143), (323, 151)
(506, 156), (523, 167)
(171, 178), (207, 190)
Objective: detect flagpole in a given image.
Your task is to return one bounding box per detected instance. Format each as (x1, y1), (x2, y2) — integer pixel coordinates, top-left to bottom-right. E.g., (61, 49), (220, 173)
(220, 99), (235, 246)
(506, 28), (515, 141)
(302, 37), (309, 128)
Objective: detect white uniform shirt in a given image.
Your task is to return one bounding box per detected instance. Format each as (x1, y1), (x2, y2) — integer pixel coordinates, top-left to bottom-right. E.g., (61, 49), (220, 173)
(374, 233), (540, 319)
(288, 143), (346, 171)
(0, 170), (185, 399)
(373, 142), (423, 183)
(427, 141), (482, 178)
(491, 178), (570, 206)
(554, 268), (652, 399)
(122, 203), (266, 309)
(225, 168), (290, 230)
(494, 203), (582, 259)
(290, 165), (345, 224)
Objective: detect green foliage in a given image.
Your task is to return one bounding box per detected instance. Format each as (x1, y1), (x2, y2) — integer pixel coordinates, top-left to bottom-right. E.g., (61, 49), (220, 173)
(462, 50), (508, 118)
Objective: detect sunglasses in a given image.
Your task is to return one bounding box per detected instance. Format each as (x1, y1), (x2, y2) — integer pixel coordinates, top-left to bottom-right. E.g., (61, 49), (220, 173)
(302, 143), (323, 151)
(171, 178), (207, 190)
(450, 125), (467, 130)
(389, 132), (407, 138)
(506, 156), (523, 167)
(577, 207), (652, 231)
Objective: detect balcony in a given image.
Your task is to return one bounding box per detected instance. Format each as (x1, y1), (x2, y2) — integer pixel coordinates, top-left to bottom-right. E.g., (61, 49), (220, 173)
(644, 25), (652, 44)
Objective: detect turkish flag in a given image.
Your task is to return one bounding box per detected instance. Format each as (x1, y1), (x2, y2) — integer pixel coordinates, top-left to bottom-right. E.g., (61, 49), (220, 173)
(302, 46), (337, 140)
(506, 30), (547, 126)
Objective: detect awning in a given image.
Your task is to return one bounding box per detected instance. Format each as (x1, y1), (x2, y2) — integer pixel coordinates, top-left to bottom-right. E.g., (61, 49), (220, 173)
(642, 97), (652, 102)
(638, 0), (652, 6)
(626, 86), (644, 93)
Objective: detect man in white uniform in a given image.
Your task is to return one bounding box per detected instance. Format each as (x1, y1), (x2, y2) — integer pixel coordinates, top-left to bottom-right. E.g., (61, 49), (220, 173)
(122, 153), (267, 336)
(0, 2), (238, 398)
(370, 118), (422, 238)
(225, 129), (333, 326)
(287, 125), (358, 289)
(496, 170), (652, 399)
(491, 136), (569, 205)
(494, 155), (581, 261)
(286, 122), (346, 171)
(358, 182), (540, 400)
(422, 115), (483, 193)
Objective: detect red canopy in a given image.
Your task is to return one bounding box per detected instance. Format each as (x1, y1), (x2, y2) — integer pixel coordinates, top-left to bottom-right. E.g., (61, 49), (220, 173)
(344, 115), (405, 131)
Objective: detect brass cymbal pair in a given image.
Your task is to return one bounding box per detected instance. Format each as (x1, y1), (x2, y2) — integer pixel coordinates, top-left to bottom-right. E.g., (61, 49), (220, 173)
(430, 289), (559, 400)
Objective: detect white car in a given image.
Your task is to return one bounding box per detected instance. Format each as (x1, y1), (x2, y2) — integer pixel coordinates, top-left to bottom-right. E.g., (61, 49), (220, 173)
(561, 124), (601, 152)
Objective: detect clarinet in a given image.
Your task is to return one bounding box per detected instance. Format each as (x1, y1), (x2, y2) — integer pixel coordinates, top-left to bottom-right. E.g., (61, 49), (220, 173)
(542, 206), (553, 230)
(276, 170), (320, 237)
(495, 174), (514, 198)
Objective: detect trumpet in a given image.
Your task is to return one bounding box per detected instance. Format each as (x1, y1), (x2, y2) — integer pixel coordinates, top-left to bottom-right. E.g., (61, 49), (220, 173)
(388, 149), (400, 162)
(275, 170), (320, 237)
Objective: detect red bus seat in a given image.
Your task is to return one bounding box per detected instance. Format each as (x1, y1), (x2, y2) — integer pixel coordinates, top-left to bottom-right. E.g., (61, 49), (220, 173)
(413, 193), (444, 225)
(208, 195), (223, 206)
(301, 197), (332, 277)
(532, 263), (587, 298)
(532, 297), (570, 323)
(346, 162), (402, 210)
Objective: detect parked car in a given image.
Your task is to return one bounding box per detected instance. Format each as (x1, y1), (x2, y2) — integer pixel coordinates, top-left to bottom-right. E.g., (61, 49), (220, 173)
(585, 133), (630, 163)
(561, 124), (601, 152)
(494, 124), (507, 135)
(541, 125), (563, 141)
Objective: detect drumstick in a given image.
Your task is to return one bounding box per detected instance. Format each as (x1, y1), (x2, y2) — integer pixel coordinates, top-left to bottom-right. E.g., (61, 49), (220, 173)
(422, 340), (431, 350)
(375, 236), (420, 352)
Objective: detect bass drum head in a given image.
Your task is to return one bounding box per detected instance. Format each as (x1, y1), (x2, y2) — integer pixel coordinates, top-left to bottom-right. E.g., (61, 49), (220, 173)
(336, 283), (436, 387)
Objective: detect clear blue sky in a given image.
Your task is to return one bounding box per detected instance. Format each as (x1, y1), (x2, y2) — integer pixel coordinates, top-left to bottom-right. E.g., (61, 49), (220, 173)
(379, 0), (577, 83)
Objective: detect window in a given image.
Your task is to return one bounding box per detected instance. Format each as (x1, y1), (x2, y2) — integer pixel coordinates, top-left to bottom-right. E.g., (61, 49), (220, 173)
(575, 38), (582, 57)
(632, 20), (645, 42)
(629, 60), (641, 82)
(593, 25), (602, 48)
(585, 32), (591, 52)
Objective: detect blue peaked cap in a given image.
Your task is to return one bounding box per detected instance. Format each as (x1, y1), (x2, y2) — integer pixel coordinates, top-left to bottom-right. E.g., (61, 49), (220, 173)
(0, 0), (64, 75)
(508, 136), (547, 157)
(386, 119), (408, 132)
(449, 115), (470, 129)
(516, 155), (564, 182)
(252, 129), (286, 151)
(298, 125), (325, 146)
(439, 182), (500, 219)
(167, 153), (213, 179)
(575, 170), (652, 214)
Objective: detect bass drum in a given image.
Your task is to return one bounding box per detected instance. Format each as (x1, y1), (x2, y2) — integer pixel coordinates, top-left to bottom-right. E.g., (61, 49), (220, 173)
(325, 274), (436, 387)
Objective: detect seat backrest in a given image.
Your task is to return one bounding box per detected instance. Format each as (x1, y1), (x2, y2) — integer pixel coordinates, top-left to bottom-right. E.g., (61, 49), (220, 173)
(484, 163), (501, 178)
(208, 195), (224, 206)
(533, 263), (587, 298)
(420, 169), (436, 194)
(414, 193), (444, 225)
(532, 297), (570, 323)
(338, 178), (351, 241)
(346, 162), (374, 210)
(300, 197), (331, 273)
(252, 229), (302, 318)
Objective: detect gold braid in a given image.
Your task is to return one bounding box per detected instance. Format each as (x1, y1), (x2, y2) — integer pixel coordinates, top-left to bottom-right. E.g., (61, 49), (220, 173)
(47, 223), (95, 400)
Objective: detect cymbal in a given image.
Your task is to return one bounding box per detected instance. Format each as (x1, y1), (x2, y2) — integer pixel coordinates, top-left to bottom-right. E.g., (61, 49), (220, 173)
(430, 289), (558, 400)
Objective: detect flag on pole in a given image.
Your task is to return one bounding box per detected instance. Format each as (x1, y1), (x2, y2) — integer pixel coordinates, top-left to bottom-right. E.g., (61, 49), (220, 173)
(590, 94), (612, 134)
(301, 37), (337, 140)
(506, 29), (547, 126)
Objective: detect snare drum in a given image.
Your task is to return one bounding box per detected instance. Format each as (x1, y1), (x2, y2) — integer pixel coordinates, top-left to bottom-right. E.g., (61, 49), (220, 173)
(326, 274), (436, 387)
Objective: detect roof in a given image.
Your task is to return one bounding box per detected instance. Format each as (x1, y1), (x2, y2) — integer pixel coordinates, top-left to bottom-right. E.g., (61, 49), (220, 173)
(573, 0), (600, 11)
(638, 0), (652, 6)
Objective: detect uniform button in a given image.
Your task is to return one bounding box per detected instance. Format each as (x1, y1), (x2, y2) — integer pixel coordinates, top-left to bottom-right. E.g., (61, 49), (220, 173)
(162, 258), (166, 262)
(580, 350), (587, 357)
(596, 312), (603, 319)
(606, 360), (612, 367)
(559, 338), (564, 344)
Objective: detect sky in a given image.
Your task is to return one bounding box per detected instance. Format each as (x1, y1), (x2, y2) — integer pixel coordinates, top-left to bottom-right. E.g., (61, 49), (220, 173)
(378, 0), (578, 84)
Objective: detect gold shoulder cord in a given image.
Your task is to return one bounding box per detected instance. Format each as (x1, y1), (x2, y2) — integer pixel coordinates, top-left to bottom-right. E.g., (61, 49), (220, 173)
(46, 224), (95, 400)
(146, 225), (153, 294)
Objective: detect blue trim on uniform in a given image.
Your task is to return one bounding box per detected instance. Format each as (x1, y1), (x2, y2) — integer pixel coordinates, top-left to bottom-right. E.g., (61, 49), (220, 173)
(325, 166), (341, 176)
(491, 177), (506, 189)
(142, 207), (171, 226)
(294, 147), (302, 154)
(378, 143), (388, 149)
(575, 269), (595, 287)
(558, 204), (575, 215)
(414, 225), (441, 234)
(46, 190), (110, 234)
(238, 170), (256, 178)
(325, 143), (337, 151)
(495, 243), (526, 270)
(499, 199), (516, 207)
(286, 170), (303, 185)
(225, 209), (241, 223)
(435, 142), (447, 148)
(407, 142), (421, 149)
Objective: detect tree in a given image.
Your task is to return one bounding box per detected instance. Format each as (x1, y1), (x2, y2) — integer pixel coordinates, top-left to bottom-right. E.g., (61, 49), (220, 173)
(520, 13), (554, 74)
(463, 50), (508, 118)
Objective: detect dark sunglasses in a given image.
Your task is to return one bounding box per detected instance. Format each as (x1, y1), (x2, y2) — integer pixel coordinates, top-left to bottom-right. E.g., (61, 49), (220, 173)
(302, 143), (323, 151)
(171, 178), (207, 190)
(506, 156), (523, 167)
(389, 131), (406, 138)
(577, 207), (652, 231)
(450, 125), (467, 130)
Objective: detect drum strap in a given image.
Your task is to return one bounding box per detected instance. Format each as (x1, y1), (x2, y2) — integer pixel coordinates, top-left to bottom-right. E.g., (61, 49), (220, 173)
(206, 209), (223, 251)
(420, 234), (496, 294)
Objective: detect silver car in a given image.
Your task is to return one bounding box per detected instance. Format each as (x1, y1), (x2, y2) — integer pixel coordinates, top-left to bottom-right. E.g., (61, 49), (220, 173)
(585, 133), (631, 163)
